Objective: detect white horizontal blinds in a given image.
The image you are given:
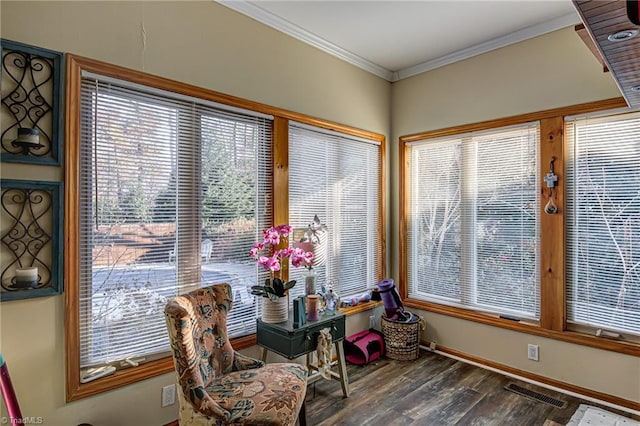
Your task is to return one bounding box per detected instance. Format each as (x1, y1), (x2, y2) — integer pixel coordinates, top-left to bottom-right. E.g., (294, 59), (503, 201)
(198, 110), (271, 338)
(471, 125), (539, 318)
(79, 79), (183, 367)
(288, 123), (380, 298)
(566, 110), (640, 337)
(408, 138), (462, 303)
(78, 76), (272, 369)
(408, 123), (539, 318)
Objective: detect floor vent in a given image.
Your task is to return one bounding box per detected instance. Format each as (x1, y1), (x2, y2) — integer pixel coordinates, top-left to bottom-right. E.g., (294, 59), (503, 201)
(504, 382), (567, 408)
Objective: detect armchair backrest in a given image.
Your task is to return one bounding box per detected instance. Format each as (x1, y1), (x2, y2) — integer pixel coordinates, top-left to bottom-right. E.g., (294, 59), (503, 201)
(164, 284), (236, 390)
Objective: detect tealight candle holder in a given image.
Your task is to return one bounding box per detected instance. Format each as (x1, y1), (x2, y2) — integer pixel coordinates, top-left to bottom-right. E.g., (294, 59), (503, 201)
(13, 267), (39, 289)
(11, 128), (43, 154)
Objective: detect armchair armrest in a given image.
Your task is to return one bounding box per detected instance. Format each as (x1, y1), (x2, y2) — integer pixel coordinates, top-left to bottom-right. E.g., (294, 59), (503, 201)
(232, 351), (265, 371)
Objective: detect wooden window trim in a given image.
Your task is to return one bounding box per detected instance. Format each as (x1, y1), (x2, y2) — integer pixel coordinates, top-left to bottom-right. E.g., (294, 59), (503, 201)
(404, 299), (639, 356)
(539, 116), (565, 332)
(399, 97), (640, 358)
(339, 300), (383, 316)
(65, 54), (386, 400)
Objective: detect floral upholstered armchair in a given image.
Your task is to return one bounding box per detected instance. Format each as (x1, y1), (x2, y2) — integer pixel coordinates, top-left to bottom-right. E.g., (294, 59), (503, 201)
(164, 284), (308, 425)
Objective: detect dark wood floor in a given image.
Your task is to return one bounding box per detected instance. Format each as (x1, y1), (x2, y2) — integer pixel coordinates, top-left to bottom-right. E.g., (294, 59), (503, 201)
(305, 350), (635, 426)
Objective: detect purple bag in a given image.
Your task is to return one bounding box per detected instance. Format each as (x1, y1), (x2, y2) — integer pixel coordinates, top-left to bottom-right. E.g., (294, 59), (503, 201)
(344, 329), (385, 365)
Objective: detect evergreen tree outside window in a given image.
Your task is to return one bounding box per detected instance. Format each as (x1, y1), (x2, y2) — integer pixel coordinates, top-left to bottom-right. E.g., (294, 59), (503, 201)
(78, 75), (272, 369)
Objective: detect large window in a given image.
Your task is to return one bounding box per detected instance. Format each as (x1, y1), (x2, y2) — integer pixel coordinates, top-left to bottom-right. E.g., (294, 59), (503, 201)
(406, 123), (540, 319)
(66, 56), (386, 400)
(77, 74), (271, 372)
(401, 98), (640, 358)
(566, 110), (640, 340)
(288, 123), (381, 298)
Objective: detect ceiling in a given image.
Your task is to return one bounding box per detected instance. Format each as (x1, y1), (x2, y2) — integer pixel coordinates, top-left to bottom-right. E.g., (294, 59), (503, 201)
(573, 0), (640, 108)
(218, 1), (582, 82)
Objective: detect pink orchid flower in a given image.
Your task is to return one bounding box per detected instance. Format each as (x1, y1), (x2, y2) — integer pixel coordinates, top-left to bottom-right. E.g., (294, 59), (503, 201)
(279, 247), (294, 258)
(303, 251), (314, 264)
(250, 224), (313, 274)
(290, 247), (314, 267)
(276, 224), (293, 237)
(291, 255), (304, 268)
(258, 254), (281, 272)
(262, 227), (280, 246)
(268, 253), (281, 272)
(290, 247), (304, 262)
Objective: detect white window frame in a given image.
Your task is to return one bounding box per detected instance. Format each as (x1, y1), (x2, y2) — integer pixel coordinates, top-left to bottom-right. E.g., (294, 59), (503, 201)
(565, 109), (640, 341)
(288, 122), (382, 299)
(407, 123), (540, 319)
(75, 72), (272, 375)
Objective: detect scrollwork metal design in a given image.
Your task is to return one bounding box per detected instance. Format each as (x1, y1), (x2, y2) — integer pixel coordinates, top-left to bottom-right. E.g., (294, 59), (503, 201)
(1, 188), (52, 290)
(1, 51), (53, 156)
(1, 40), (63, 165)
(0, 180), (63, 300)
(2, 51), (53, 153)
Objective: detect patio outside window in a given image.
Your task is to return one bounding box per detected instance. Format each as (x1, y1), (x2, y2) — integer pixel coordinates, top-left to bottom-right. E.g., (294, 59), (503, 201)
(78, 74), (272, 369)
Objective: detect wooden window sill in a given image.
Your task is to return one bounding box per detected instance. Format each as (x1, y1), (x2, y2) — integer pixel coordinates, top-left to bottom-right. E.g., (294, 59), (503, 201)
(405, 298), (639, 357)
(339, 300), (383, 316)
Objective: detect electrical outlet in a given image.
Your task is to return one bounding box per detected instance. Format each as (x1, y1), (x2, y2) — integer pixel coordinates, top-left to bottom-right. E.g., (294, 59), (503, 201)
(429, 341), (436, 351)
(161, 384), (176, 407)
(527, 344), (539, 361)
(369, 315), (376, 329)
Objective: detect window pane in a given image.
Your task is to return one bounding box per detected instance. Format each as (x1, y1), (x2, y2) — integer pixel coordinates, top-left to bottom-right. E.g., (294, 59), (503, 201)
(289, 124), (380, 298)
(407, 123), (539, 319)
(80, 85), (180, 366)
(200, 113), (271, 338)
(566, 111), (640, 337)
(474, 129), (539, 316)
(408, 139), (462, 302)
(79, 77), (272, 369)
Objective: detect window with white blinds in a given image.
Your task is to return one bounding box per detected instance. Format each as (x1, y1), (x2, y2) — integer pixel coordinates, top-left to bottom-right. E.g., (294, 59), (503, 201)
(78, 74), (272, 370)
(407, 123), (540, 318)
(566, 110), (640, 339)
(288, 123), (380, 298)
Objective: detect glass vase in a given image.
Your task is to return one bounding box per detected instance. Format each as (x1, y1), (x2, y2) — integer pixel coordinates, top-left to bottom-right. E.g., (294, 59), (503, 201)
(304, 268), (316, 296)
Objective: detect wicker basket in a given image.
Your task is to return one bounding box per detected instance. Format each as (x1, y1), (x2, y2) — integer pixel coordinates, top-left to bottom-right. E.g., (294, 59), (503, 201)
(381, 314), (423, 361)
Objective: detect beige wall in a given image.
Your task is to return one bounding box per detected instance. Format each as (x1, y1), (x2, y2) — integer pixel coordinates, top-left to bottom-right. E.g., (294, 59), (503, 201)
(422, 311), (640, 402)
(1, 1), (637, 423)
(391, 27), (639, 405)
(0, 2), (390, 425)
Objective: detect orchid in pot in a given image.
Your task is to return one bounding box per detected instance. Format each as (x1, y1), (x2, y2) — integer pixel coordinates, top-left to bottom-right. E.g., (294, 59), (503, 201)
(249, 224), (314, 302)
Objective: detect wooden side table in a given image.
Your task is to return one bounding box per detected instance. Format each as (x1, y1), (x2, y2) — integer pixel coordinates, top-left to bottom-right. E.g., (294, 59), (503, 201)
(256, 312), (350, 397)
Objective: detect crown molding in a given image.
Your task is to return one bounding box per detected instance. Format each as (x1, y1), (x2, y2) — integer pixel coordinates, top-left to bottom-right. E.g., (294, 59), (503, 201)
(396, 12), (581, 81)
(217, 1), (580, 83)
(217, 0), (396, 81)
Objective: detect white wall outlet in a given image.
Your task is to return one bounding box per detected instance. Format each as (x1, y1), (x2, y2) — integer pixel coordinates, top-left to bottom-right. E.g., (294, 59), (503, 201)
(161, 384), (176, 407)
(429, 341), (436, 351)
(369, 315), (376, 329)
(527, 344), (539, 361)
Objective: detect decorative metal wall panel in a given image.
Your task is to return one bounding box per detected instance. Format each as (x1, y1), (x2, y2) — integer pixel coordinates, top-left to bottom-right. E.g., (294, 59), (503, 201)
(1, 179), (63, 301)
(1, 39), (64, 165)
